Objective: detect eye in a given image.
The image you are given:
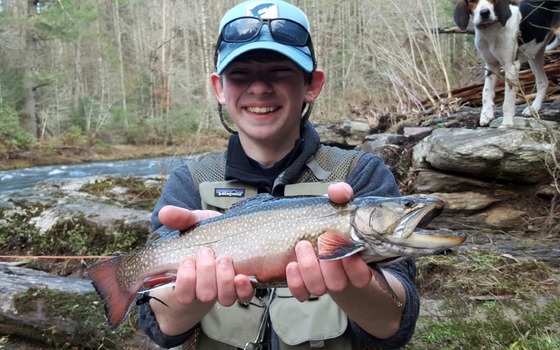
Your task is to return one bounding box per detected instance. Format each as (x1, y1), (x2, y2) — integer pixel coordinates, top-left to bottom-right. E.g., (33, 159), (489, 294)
(402, 198), (415, 209)
(226, 69), (252, 82)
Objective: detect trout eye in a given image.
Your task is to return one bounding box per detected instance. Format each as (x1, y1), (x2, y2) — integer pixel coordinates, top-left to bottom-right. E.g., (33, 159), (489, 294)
(402, 198), (415, 209)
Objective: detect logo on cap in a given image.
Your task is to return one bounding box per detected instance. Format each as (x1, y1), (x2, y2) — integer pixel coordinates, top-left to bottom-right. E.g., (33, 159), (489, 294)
(247, 2), (278, 18)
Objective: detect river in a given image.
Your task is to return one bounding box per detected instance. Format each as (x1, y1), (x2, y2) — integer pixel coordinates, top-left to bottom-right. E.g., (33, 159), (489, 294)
(0, 156), (188, 195)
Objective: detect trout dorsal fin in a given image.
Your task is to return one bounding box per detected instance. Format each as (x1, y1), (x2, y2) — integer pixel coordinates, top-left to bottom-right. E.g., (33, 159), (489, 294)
(317, 230), (364, 260)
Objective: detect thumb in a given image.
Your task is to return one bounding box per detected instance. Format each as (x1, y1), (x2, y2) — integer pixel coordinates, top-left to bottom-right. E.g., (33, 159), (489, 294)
(158, 205), (221, 230)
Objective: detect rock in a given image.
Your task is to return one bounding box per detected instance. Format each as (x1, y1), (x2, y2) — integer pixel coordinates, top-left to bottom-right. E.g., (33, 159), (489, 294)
(484, 207), (527, 228)
(421, 191), (504, 212)
(314, 120), (370, 147)
(412, 169), (509, 193)
(28, 202), (150, 235)
(412, 128), (558, 184)
(0, 262), (158, 350)
(0, 175), (161, 349)
(0, 263), (94, 295)
(403, 126), (434, 138)
(488, 116), (560, 129)
(357, 133), (407, 155)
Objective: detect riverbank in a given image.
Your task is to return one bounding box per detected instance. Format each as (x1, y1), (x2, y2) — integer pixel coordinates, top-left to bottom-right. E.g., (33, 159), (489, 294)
(0, 131), (229, 171)
(1, 174), (558, 349)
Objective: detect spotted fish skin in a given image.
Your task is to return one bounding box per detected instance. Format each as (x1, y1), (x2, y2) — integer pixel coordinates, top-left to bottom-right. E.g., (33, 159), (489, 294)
(89, 194), (466, 327)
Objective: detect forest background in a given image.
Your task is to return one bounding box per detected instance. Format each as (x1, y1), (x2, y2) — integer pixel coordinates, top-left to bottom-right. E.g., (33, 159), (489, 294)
(0, 0), (474, 166)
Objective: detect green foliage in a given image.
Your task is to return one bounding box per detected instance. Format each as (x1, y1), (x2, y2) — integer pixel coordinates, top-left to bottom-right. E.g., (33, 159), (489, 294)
(168, 107), (202, 135)
(410, 249), (560, 349)
(0, 208), (148, 258)
(61, 125), (89, 147)
(0, 105), (35, 159)
(35, 1), (100, 42)
(0, 66), (25, 109)
(79, 176), (162, 211)
(13, 288), (135, 349)
(416, 299), (560, 349)
(36, 215), (148, 256)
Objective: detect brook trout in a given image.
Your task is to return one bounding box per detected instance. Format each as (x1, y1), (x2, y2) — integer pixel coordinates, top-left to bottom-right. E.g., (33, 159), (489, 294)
(89, 194), (466, 327)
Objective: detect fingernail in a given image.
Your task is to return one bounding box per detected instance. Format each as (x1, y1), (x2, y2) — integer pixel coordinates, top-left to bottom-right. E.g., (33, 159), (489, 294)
(199, 247), (213, 257)
(218, 257), (229, 269)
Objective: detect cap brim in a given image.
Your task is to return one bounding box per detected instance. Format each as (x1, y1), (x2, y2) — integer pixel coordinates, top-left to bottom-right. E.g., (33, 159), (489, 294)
(217, 41), (314, 74)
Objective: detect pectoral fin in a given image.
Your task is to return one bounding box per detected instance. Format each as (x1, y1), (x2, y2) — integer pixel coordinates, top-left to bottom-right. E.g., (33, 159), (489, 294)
(317, 230), (364, 260)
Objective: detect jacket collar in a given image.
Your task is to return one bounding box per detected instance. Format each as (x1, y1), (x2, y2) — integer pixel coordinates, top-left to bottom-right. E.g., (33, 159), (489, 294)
(224, 122), (321, 194)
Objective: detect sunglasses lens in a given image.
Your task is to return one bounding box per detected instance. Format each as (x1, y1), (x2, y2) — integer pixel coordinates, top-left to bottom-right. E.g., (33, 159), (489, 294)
(222, 17), (262, 42)
(270, 19), (309, 46)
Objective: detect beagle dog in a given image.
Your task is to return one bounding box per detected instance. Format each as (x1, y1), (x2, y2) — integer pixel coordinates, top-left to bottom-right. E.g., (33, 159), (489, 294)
(454, 0), (560, 127)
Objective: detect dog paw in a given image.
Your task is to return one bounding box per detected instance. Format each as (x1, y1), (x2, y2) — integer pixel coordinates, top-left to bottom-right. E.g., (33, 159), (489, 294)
(522, 105), (541, 117)
(479, 114), (493, 126)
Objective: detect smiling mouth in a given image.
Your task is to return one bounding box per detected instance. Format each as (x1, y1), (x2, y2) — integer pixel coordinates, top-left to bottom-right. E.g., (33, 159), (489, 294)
(246, 106), (279, 114)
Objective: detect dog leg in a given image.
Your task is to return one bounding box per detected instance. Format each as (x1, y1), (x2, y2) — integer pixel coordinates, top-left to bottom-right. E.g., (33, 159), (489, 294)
(501, 60), (520, 127)
(480, 62), (500, 126)
(522, 47), (548, 117)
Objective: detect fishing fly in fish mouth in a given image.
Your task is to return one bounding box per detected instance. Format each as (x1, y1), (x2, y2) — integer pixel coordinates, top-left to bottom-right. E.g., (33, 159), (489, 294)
(88, 193), (466, 328)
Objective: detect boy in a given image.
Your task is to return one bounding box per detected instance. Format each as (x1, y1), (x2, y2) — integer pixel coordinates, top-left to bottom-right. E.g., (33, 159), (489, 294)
(138, 1), (419, 349)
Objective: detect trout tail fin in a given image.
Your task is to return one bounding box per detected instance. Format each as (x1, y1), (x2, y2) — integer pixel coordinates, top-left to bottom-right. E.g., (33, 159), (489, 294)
(88, 256), (137, 328)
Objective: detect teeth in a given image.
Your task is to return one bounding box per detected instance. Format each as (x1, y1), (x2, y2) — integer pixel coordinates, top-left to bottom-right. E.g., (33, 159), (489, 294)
(247, 106), (276, 114)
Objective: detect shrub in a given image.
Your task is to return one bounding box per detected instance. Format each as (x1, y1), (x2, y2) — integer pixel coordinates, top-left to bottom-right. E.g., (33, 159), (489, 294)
(0, 105), (35, 159)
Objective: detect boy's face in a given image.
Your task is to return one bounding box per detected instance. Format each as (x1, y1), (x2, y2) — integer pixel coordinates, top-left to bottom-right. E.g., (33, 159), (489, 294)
(211, 53), (324, 146)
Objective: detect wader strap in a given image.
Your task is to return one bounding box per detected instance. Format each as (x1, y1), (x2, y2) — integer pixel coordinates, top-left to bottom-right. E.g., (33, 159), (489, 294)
(305, 156), (331, 180)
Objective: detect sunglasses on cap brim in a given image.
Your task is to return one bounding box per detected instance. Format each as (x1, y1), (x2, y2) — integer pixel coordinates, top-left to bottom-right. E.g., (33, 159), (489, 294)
(213, 16), (316, 70)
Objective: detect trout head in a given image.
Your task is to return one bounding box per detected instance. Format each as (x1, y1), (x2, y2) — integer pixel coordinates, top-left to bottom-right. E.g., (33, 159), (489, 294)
(352, 196), (466, 264)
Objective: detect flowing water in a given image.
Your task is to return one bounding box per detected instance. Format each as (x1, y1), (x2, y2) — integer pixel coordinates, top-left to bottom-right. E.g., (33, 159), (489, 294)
(0, 156), (188, 195)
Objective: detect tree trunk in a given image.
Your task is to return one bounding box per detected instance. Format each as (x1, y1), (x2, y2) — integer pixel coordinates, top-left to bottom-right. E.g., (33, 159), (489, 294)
(22, 0), (39, 138)
(113, 0), (128, 129)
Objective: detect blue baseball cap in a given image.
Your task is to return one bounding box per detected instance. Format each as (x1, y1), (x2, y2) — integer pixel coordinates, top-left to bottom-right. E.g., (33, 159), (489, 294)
(215, 0), (315, 74)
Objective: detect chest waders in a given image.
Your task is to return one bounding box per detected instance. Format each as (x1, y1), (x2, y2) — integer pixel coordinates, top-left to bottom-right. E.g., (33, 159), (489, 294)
(183, 146), (376, 350)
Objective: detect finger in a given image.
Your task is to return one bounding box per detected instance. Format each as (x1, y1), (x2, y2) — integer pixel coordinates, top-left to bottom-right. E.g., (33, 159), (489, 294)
(342, 254), (373, 289)
(215, 256), (237, 307)
(286, 261), (310, 302)
(327, 182), (354, 204)
(158, 206), (198, 230)
(294, 241), (327, 296)
(174, 256), (197, 304)
(234, 275), (256, 304)
(195, 247), (218, 303)
(319, 258), (349, 293)
(159, 206), (221, 231)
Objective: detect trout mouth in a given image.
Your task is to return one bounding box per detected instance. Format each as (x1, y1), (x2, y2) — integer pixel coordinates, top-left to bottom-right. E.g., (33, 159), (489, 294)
(389, 197), (466, 248)
(405, 228), (467, 248)
(393, 197), (443, 239)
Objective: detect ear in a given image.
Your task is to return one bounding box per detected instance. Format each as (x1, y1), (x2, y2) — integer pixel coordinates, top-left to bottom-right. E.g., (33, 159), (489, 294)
(210, 73), (226, 105)
(453, 0), (471, 30)
(495, 0), (512, 27)
(304, 69), (325, 104)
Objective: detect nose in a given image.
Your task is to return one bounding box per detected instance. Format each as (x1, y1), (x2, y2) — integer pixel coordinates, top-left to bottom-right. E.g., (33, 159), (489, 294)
(247, 78), (272, 95)
(479, 8), (490, 19)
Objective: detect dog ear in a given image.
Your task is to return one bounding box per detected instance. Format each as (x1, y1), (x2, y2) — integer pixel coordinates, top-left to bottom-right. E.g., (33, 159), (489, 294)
(453, 0), (471, 30)
(495, 0), (512, 27)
